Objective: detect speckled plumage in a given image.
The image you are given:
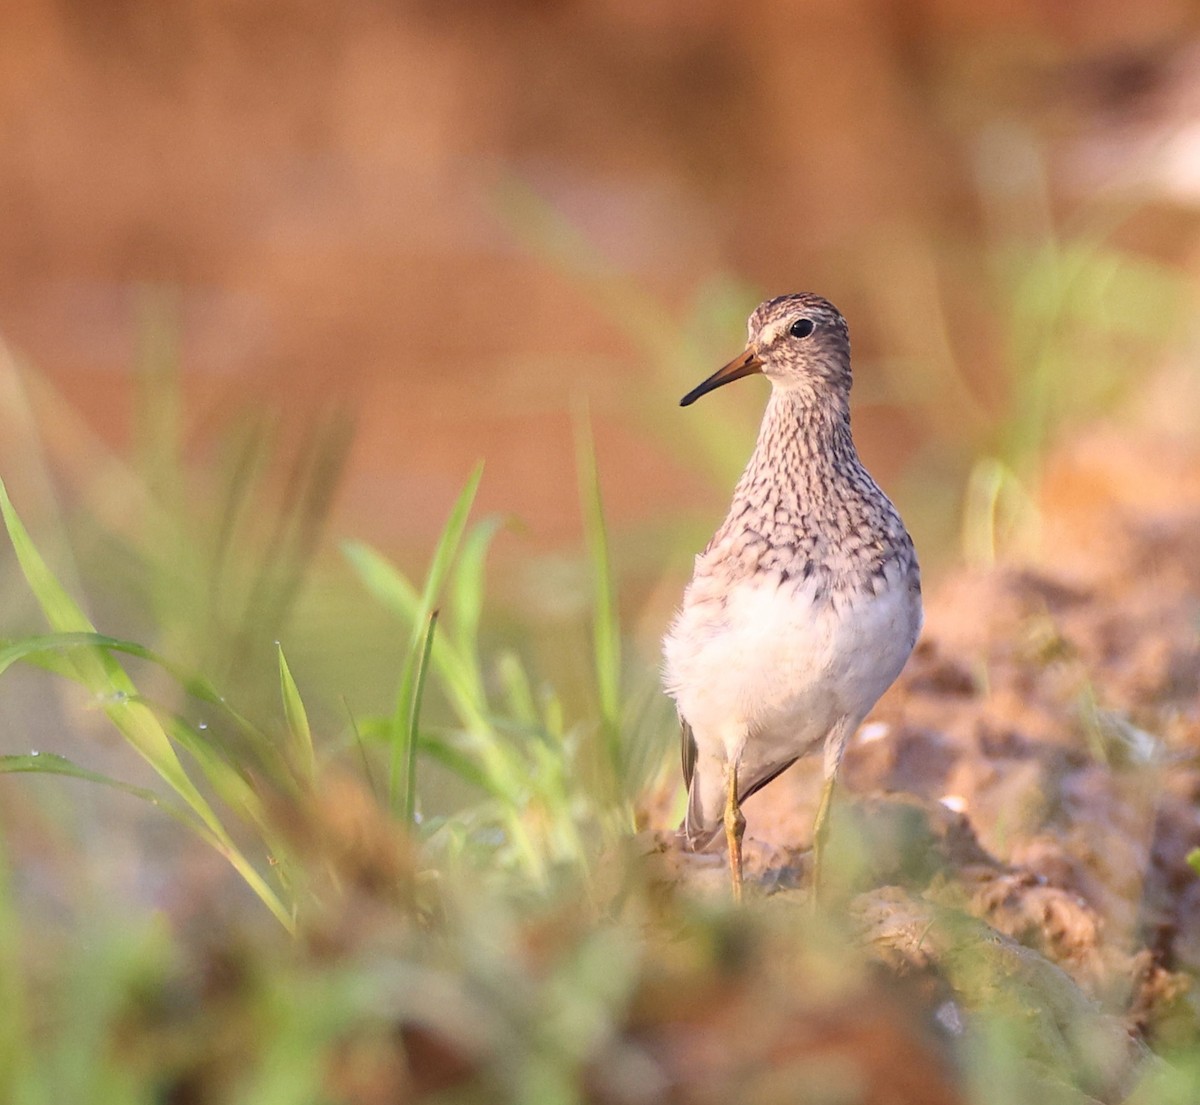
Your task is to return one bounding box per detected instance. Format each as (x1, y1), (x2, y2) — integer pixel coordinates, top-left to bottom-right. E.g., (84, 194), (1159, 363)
(662, 293), (922, 870)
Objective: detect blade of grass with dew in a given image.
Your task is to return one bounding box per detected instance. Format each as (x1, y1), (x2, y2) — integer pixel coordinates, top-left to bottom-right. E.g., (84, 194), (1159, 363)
(0, 752), (198, 825)
(0, 630), (288, 779)
(345, 461), (482, 811)
(277, 643), (316, 787)
(0, 479), (294, 930)
(573, 408), (624, 800)
(0, 631), (292, 810)
(0, 633), (245, 718)
(0, 631), (161, 679)
(401, 609), (438, 828)
(0, 745), (293, 914)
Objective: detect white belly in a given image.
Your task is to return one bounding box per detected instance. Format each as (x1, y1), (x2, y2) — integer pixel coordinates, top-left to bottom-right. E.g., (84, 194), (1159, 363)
(663, 564), (920, 776)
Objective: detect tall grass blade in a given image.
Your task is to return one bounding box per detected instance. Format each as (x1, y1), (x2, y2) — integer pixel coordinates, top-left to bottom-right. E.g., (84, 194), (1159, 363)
(496, 650), (539, 727)
(343, 541), (491, 734)
(402, 609), (438, 828)
(573, 408), (623, 791)
(157, 716), (276, 837)
(277, 643), (316, 787)
(449, 514), (506, 699)
(346, 462), (483, 811)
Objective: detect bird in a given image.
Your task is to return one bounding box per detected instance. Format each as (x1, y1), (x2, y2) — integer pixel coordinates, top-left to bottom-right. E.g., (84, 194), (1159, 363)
(662, 293), (922, 901)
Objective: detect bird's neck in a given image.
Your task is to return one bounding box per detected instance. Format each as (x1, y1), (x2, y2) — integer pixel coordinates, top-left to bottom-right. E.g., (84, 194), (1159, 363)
(719, 387), (865, 528)
(748, 387), (857, 478)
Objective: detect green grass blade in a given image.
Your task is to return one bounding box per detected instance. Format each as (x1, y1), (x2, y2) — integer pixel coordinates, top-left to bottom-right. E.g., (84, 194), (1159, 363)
(402, 609), (438, 828)
(0, 630), (290, 792)
(344, 467), (544, 871)
(277, 643), (316, 787)
(0, 748), (295, 912)
(0, 630), (252, 722)
(341, 540), (421, 616)
(449, 515), (506, 691)
(342, 696), (380, 801)
(573, 409), (623, 787)
(496, 650), (539, 727)
(0, 631), (195, 683)
(158, 716), (273, 837)
(344, 542), (491, 733)
(417, 732), (498, 797)
(0, 752), (196, 823)
(345, 461), (483, 810)
(222, 411), (353, 680)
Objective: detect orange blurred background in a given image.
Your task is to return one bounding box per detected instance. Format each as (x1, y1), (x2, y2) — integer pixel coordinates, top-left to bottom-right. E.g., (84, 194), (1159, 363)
(1, 0), (1198, 561)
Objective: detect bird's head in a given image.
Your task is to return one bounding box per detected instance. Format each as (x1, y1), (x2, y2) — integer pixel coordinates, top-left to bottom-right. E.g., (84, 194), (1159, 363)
(680, 293), (851, 407)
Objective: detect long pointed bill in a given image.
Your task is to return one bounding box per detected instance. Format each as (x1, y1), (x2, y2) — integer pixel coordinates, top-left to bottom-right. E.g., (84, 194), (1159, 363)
(680, 347), (764, 407)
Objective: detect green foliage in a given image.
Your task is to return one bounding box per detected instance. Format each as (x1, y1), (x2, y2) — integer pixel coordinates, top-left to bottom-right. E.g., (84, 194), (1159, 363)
(0, 478), (295, 930)
(346, 461), (484, 816)
(277, 642), (316, 788)
(402, 608), (438, 829)
(0, 406), (660, 924)
(340, 423), (659, 887)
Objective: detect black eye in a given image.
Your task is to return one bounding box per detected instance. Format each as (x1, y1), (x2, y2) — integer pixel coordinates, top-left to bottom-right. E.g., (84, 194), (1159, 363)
(789, 318), (815, 339)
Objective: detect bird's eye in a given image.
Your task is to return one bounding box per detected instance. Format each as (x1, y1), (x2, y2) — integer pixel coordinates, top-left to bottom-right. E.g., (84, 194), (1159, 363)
(789, 318), (815, 339)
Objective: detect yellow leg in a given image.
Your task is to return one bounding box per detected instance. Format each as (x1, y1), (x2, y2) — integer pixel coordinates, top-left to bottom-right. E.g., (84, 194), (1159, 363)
(724, 761), (745, 903)
(810, 771), (837, 907)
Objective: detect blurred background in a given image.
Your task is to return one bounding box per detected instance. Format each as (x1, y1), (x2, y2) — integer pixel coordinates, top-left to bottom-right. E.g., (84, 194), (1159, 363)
(2, 0), (1200, 818)
(4, 6), (1200, 1099)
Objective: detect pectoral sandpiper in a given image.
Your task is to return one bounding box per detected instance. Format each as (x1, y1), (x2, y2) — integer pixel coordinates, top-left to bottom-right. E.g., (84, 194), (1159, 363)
(662, 293), (922, 901)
